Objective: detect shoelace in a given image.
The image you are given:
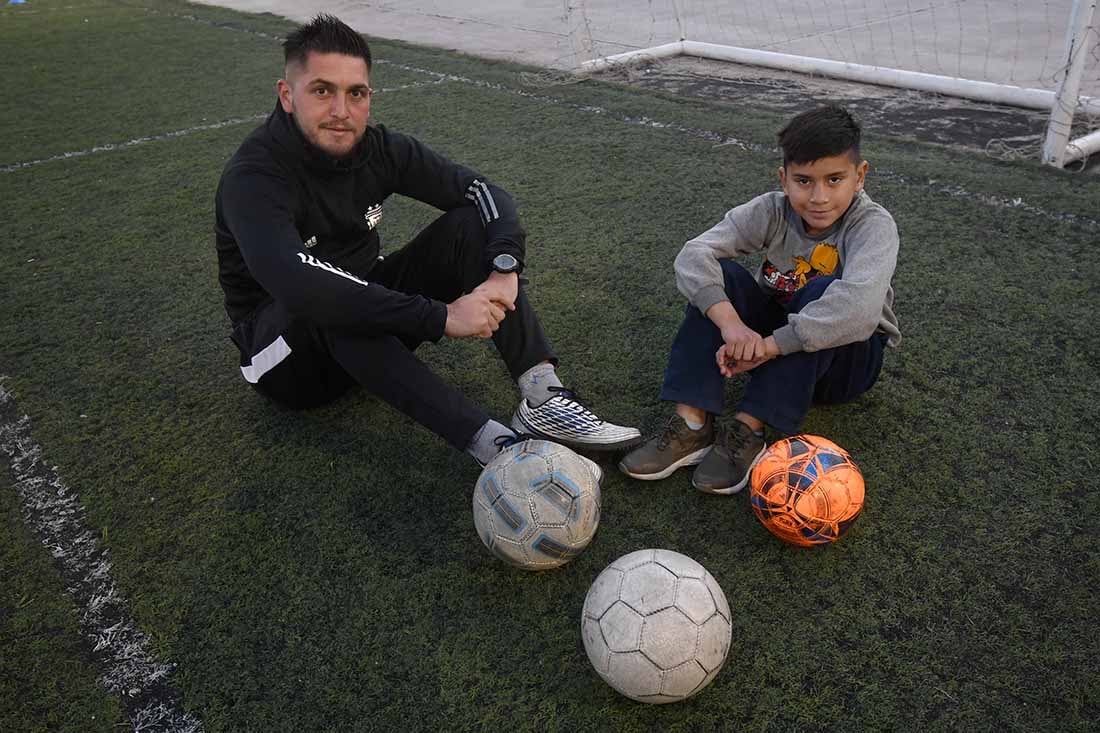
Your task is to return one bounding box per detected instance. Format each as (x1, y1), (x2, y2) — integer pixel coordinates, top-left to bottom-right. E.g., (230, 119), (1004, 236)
(546, 386), (600, 422)
(656, 414), (687, 450)
(493, 432), (538, 450)
(716, 419), (753, 451)
(478, 432), (538, 468)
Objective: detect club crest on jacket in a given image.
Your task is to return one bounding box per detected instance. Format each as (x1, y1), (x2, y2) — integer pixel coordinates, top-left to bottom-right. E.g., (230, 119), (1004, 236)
(363, 203), (383, 230)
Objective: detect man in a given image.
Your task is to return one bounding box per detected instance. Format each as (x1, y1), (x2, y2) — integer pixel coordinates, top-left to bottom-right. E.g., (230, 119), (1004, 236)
(214, 14), (640, 469)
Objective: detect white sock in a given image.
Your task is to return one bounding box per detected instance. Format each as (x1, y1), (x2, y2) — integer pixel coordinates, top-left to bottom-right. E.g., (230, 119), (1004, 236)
(466, 420), (516, 466)
(517, 362), (563, 407)
(683, 416), (705, 431)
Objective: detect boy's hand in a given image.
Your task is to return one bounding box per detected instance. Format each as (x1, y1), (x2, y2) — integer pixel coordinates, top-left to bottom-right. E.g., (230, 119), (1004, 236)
(718, 322), (767, 362)
(716, 336), (780, 377)
(705, 300), (773, 375)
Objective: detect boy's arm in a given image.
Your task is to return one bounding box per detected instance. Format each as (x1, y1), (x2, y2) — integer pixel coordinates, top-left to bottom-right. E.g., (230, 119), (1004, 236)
(675, 194), (781, 362)
(771, 212), (899, 354)
(674, 194), (779, 315)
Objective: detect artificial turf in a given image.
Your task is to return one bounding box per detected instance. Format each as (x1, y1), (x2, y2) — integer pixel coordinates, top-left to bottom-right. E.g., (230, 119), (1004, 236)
(1, 0), (1098, 730)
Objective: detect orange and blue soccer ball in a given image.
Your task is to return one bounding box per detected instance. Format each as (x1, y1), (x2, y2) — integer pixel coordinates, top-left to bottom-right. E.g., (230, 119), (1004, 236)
(749, 435), (864, 546)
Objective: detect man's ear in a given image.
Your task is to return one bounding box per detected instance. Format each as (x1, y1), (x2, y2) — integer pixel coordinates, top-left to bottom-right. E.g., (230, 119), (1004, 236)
(277, 78), (293, 114)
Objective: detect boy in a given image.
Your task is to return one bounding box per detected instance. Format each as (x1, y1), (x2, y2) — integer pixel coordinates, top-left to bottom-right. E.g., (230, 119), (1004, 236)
(619, 105), (900, 493)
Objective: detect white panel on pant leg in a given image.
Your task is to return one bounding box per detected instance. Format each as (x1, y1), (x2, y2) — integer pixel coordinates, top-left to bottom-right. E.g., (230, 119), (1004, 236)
(240, 335), (292, 384)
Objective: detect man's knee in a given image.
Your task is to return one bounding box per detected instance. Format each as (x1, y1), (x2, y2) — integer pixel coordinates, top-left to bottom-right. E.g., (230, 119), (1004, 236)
(419, 207), (491, 284)
(431, 206), (485, 247)
(444, 205), (483, 230)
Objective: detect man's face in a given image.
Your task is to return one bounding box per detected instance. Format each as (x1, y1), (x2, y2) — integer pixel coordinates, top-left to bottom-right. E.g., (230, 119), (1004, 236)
(277, 51), (373, 158)
(778, 153), (868, 236)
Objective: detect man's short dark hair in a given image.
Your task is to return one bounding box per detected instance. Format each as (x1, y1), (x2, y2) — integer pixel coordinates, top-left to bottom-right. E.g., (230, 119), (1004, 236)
(283, 14), (372, 72)
(777, 105), (862, 167)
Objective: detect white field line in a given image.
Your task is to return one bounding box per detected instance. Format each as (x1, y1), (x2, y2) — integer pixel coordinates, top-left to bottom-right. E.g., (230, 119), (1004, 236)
(0, 79), (449, 174)
(1, 114), (265, 174)
(0, 380), (203, 732)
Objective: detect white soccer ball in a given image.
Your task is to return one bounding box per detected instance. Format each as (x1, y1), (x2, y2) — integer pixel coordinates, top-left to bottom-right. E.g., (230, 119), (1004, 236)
(581, 549), (732, 703)
(472, 439), (600, 570)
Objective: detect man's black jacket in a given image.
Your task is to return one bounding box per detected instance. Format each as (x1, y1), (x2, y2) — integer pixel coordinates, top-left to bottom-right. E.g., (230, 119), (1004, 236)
(214, 102), (525, 344)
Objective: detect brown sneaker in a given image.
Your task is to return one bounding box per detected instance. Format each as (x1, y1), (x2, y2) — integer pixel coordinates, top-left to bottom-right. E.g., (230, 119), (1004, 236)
(692, 418), (766, 495)
(618, 413), (713, 480)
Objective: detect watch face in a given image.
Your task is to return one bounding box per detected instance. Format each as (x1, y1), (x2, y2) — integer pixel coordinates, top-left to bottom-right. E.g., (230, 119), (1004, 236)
(493, 254), (518, 272)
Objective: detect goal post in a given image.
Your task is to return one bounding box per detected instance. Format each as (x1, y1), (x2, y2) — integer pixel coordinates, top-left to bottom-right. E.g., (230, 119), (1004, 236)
(1042, 0), (1099, 167)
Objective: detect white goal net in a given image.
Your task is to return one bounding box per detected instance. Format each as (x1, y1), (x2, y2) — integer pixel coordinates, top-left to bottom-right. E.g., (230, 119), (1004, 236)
(568, 1), (1095, 92)
(566, 0), (1100, 167)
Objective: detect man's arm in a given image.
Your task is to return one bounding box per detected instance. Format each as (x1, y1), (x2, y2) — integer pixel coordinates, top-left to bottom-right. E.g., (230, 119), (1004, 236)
(220, 165), (450, 342)
(377, 127), (525, 273)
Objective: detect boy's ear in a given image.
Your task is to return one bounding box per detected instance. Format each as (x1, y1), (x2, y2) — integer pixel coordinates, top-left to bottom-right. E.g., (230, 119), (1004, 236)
(856, 159), (869, 191)
(777, 165), (786, 186)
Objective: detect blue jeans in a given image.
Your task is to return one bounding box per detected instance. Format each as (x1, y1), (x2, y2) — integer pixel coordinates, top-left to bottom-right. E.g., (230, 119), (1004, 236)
(659, 261), (886, 435)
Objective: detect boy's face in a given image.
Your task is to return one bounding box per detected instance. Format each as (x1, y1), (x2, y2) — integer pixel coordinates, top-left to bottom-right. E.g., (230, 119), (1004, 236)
(778, 153), (868, 236)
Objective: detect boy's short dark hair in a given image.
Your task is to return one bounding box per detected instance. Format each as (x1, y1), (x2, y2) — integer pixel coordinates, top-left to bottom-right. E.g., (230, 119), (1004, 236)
(777, 105), (861, 167)
(283, 14), (372, 72)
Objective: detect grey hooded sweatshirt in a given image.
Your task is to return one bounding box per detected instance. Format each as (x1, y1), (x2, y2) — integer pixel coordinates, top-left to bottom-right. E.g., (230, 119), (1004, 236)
(674, 190), (900, 355)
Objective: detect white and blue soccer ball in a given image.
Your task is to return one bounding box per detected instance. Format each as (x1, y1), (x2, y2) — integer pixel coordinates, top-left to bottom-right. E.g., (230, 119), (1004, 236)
(472, 439), (601, 570)
(581, 549), (733, 703)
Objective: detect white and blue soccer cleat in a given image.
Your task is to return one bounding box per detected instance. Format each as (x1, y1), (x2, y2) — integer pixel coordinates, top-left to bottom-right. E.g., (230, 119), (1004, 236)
(511, 387), (642, 453)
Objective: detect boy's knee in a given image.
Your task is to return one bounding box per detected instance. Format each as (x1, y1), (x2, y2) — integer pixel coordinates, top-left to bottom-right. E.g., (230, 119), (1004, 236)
(719, 260), (756, 292)
(682, 302), (710, 324)
(788, 275), (837, 312)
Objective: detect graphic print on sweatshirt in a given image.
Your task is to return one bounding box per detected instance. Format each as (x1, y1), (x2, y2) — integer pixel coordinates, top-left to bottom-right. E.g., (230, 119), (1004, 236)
(762, 242), (839, 303)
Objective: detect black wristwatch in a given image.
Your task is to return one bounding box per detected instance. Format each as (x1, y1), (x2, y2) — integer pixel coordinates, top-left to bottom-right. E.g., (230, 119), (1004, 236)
(491, 253), (520, 274)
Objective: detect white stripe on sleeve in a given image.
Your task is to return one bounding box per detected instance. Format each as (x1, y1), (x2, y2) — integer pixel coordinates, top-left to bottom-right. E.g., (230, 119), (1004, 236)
(465, 188), (491, 223)
(475, 179), (499, 220)
(297, 252), (371, 287)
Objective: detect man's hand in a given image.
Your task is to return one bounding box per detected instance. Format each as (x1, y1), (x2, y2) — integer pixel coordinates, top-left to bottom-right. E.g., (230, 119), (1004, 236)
(474, 271), (519, 312)
(716, 336), (780, 377)
(445, 290), (507, 339)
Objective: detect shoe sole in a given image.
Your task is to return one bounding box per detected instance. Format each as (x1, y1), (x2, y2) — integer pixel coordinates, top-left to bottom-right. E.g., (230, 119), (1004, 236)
(511, 416), (644, 452)
(692, 444), (767, 495)
(617, 446), (711, 481)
